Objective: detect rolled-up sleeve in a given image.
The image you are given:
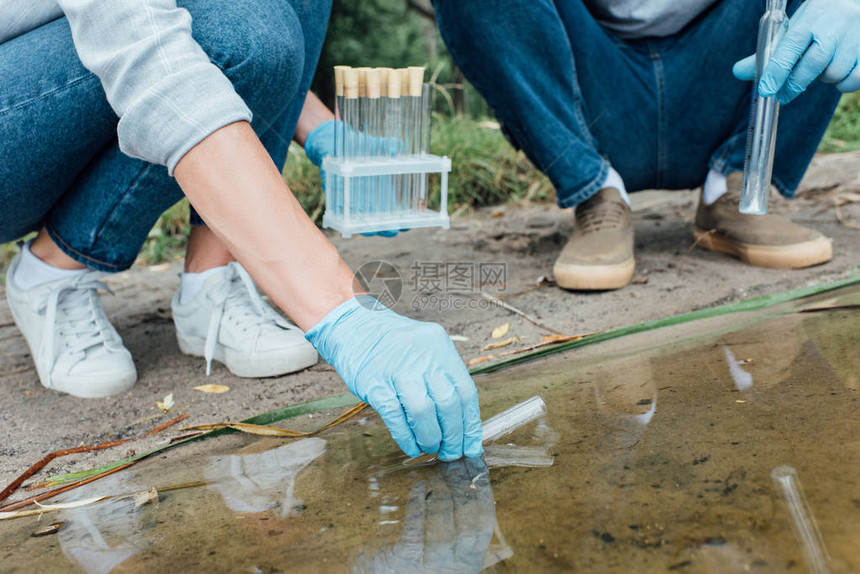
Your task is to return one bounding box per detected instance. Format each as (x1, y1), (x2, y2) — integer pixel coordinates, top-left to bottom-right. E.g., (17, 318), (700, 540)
(57, 0), (253, 174)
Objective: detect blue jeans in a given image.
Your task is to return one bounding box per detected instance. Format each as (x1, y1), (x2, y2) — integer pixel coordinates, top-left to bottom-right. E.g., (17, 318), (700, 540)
(0, 0), (331, 272)
(434, 0), (842, 208)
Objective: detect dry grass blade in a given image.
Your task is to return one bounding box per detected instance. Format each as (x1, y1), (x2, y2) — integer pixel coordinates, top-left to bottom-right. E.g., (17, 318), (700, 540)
(481, 337), (520, 351)
(183, 402), (368, 438)
(0, 414), (187, 505)
(467, 333), (590, 367)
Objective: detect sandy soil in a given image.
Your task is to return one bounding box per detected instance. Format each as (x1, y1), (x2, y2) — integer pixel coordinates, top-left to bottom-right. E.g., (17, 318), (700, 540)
(1, 151), (858, 495)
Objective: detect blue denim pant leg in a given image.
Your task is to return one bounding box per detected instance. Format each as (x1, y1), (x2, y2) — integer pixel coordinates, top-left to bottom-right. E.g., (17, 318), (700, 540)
(436, 0), (841, 205)
(0, 0), (330, 271)
(0, 18), (117, 245)
(434, 0), (655, 208)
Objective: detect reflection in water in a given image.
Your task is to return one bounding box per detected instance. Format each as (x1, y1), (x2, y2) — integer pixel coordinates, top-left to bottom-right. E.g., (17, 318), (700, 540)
(206, 437), (326, 518)
(354, 458), (496, 573)
(56, 475), (147, 574)
(723, 346), (753, 391)
(772, 465), (832, 574)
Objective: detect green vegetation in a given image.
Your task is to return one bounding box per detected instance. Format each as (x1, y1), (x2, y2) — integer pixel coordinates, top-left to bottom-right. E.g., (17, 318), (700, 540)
(820, 92), (860, 153)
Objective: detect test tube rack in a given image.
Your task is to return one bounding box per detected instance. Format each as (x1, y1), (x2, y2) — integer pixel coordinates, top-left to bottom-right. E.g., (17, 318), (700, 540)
(321, 155), (451, 238)
(323, 65), (450, 238)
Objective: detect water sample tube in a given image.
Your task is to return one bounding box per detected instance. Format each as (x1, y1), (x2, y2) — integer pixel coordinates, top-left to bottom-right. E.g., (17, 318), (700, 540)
(381, 68), (400, 216)
(366, 69), (383, 215)
(333, 66), (349, 160)
(341, 68), (360, 218)
(405, 67), (425, 212)
(417, 82), (434, 211)
(740, 0), (789, 215)
(771, 465), (831, 574)
(482, 395), (547, 444)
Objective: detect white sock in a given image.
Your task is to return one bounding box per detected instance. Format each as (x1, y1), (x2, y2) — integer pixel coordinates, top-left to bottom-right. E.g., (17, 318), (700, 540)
(179, 266), (228, 305)
(12, 241), (87, 291)
(703, 170), (728, 206)
(602, 167), (631, 206)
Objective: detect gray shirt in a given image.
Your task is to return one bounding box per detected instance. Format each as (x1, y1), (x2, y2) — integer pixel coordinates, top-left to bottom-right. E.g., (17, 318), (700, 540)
(584, 0), (721, 38)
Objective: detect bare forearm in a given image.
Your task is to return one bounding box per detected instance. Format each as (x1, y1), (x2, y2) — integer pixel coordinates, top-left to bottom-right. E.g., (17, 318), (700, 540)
(173, 121), (355, 330)
(293, 91), (334, 147)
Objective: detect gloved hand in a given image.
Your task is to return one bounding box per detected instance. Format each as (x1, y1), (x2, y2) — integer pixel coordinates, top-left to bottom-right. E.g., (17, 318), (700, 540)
(305, 296), (483, 460)
(304, 119), (406, 238)
(733, 0), (860, 104)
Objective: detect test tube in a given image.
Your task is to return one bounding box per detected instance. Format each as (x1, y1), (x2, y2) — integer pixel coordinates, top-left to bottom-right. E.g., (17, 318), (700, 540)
(403, 395), (548, 467)
(740, 0), (789, 215)
(482, 395), (547, 443)
(771, 466), (831, 574)
(355, 68), (371, 213)
(418, 82), (434, 211)
(396, 68), (410, 214)
(366, 69), (383, 215)
(381, 68), (400, 216)
(405, 67), (425, 212)
(332, 66), (349, 216)
(342, 68), (360, 218)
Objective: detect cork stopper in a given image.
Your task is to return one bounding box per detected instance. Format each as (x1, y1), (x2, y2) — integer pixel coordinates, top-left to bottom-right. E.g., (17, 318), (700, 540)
(355, 67), (371, 98)
(333, 66), (349, 97)
(343, 68), (359, 99)
(407, 66), (425, 97)
(366, 68), (381, 99)
(378, 68), (399, 98)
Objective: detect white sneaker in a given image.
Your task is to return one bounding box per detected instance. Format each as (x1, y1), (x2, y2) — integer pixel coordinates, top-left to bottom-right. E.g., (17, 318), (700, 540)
(171, 262), (318, 378)
(4, 251), (137, 398)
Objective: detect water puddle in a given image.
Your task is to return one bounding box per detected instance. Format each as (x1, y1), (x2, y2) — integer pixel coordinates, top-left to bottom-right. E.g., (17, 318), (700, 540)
(2, 285), (859, 572)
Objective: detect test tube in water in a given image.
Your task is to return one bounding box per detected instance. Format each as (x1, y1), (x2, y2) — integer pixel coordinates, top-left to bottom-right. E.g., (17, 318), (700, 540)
(771, 465), (831, 574)
(481, 395), (547, 444)
(740, 0), (789, 215)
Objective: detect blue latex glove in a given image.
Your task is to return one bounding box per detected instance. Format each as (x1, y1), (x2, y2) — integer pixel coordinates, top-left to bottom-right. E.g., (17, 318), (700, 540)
(304, 119), (406, 238)
(305, 296), (483, 461)
(733, 0), (860, 104)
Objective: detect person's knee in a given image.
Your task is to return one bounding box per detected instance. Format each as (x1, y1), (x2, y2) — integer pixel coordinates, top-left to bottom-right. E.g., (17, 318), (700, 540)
(190, 1), (305, 118)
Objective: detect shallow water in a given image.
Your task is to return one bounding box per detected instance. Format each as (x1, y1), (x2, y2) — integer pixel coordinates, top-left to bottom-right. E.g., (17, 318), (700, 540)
(2, 286), (859, 573)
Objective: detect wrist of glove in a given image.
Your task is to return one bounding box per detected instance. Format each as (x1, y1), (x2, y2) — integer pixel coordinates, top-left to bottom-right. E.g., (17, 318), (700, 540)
(305, 296), (483, 460)
(732, 0), (860, 103)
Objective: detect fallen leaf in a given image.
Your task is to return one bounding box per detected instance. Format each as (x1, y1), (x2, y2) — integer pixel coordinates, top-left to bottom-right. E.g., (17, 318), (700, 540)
(31, 522), (64, 537)
(736, 400), (747, 404)
(491, 323), (510, 339)
(134, 487), (159, 508)
(466, 356), (494, 367)
(156, 392), (174, 413)
(148, 263), (171, 272)
(449, 335), (469, 342)
(193, 384), (230, 394)
(541, 334), (576, 344)
(481, 336), (520, 351)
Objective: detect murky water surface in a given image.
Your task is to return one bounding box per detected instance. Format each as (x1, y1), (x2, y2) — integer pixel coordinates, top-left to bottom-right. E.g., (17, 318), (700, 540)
(2, 286), (859, 573)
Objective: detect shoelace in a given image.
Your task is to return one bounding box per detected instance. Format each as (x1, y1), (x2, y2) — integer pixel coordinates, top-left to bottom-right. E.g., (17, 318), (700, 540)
(39, 273), (112, 387)
(577, 200), (628, 233)
(203, 263), (295, 376)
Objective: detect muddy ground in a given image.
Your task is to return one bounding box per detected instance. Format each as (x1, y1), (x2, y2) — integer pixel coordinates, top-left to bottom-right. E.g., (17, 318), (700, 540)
(1, 152), (858, 494)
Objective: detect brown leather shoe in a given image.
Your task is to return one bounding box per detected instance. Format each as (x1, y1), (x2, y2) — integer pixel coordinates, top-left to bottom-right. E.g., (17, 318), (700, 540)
(553, 188), (634, 290)
(694, 172), (832, 269)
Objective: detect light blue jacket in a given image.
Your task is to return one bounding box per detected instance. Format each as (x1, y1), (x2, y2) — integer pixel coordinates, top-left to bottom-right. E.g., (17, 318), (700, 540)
(1, 0), (251, 175)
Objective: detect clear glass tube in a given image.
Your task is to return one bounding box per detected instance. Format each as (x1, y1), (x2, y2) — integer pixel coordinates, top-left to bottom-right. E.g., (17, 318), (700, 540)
(771, 466), (831, 574)
(384, 96), (402, 216)
(481, 395), (547, 444)
(417, 83), (434, 211)
(740, 0), (788, 215)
